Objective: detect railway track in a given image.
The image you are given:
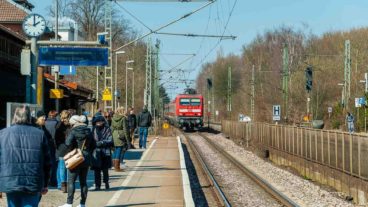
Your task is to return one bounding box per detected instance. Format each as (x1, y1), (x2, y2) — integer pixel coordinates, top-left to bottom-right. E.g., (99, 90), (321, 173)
(183, 132), (231, 207)
(183, 131), (300, 207)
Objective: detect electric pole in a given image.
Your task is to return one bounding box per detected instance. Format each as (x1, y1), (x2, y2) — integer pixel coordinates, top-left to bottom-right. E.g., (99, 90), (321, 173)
(282, 43), (289, 122)
(104, 0), (113, 112)
(344, 39), (351, 111)
(227, 66), (232, 118)
(251, 65), (255, 121)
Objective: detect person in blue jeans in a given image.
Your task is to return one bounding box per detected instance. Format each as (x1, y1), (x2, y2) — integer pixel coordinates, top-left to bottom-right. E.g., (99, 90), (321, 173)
(0, 105), (51, 207)
(137, 106), (152, 149)
(55, 110), (72, 193)
(346, 112), (355, 133)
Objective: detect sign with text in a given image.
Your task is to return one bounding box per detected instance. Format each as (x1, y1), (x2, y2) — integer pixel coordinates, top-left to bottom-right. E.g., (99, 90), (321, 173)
(273, 105), (281, 121)
(60, 65), (77, 75)
(39, 47), (108, 66)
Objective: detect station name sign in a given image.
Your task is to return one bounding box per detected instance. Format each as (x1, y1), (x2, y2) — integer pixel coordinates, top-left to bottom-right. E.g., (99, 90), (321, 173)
(38, 47), (108, 66)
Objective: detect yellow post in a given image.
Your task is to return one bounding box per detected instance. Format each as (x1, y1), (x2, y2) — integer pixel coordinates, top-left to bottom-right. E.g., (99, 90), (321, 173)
(37, 67), (43, 108)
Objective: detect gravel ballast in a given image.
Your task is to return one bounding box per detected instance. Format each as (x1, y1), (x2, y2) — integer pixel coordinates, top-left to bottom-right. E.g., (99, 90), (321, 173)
(187, 133), (283, 207)
(203, 132), (355, 207)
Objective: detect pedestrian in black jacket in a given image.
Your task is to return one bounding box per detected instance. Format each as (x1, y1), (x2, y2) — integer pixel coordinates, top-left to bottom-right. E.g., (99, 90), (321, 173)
(137, 106), (152, 149)
(91, 115), (113, 190)
(59, 115), (95, 207)
(55, 110), (72, 193)
(45, 110), (59, 187)
(128, 107), (137, 149)
(0, 105), (51, 207)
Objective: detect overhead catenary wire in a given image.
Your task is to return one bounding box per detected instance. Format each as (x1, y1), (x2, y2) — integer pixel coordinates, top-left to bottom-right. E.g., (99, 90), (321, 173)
(193, 0), (238, 71)
(113, 0), (216, 52)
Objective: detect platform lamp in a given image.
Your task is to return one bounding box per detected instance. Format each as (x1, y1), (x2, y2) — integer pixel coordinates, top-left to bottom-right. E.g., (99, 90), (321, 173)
(115, 50), (125, 111)
(126, 60), (134, 110)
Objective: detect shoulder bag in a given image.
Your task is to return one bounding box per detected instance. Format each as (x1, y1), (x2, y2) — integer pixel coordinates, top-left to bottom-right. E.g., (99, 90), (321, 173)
(64, 139), (86, 170)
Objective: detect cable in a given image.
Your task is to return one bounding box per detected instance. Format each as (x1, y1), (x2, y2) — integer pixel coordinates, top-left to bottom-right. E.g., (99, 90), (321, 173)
(114, 0), (216, 52)
(114, 2), (153, 32)
(193, 0), (237, 71)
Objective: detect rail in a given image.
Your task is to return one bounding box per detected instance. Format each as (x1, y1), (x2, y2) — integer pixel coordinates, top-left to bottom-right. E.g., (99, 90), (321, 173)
(183, 132), (231, 207)
(197, 132), (299, 207)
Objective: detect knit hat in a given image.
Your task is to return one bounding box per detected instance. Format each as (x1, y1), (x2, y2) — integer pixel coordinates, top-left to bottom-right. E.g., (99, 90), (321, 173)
(36, 111), (46, 118)
(69, 115), (87, 126)
(92, 115), (105, 124)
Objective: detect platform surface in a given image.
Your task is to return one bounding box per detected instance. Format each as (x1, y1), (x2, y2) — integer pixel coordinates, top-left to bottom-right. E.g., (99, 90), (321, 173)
(0, 136), (188, 207)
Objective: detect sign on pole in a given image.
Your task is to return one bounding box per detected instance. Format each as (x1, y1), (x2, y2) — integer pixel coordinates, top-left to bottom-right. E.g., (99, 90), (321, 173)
(355, 98), (362, 108)
(50, 89), (64, 99)
(273, 105), (281, 121)
(102, 88), (112, 101)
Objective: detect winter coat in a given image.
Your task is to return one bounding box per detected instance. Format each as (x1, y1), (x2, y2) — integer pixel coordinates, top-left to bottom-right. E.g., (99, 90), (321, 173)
(0, 124), (51, 193)
(128, 114), (137, 130)
(55, 122), (71, 158)
(65, 124), (95, 170)
(111, 114), (130, 147)
(45, 118), (58, 160)
(137, 109), (152, 127)
(91, 125), (113, 169)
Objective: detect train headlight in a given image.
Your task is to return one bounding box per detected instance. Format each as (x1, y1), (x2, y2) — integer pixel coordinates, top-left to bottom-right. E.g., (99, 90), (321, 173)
(179, 119), (184, 123)
(195, 119), (201, 123)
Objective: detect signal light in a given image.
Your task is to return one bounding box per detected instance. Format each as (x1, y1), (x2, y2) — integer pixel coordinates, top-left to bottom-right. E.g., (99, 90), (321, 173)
(305, 66), (313, 92)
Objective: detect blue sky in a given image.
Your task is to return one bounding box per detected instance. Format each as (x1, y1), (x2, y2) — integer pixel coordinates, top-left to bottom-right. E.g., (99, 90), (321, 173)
(28, 0), (368, 97)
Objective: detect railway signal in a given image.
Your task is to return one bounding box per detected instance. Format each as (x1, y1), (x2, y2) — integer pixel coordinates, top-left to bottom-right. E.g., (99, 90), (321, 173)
(305, 66), (313, 92)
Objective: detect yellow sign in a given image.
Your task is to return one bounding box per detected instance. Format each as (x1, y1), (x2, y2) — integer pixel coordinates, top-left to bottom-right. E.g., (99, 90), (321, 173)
(50, 89), (64, 99)
(102, 88), (112, 101)
(163, 123), (170, 129)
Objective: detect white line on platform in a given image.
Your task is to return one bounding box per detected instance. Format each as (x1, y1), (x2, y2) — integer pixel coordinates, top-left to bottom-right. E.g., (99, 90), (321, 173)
(177, 136), (195, 207)
(106, 138), (157, 206)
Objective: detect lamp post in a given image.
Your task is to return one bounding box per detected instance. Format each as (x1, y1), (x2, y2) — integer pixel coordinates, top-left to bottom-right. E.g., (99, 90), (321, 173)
(115, 51), (125, 111)
(126, 60), (134, 110)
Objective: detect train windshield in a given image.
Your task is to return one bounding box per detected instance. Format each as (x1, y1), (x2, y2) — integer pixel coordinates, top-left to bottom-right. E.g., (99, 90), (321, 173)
(191, 98), (201, 106)
(179, 98), (201, 106)
(180, 98), (190, 106)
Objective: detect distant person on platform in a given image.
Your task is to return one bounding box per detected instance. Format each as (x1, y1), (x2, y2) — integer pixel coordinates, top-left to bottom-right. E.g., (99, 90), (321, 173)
(128, 107), (137, 149)
(346, 112), (355, 133)
(137, 106), (152, 149)
(0, 105), (51, 207)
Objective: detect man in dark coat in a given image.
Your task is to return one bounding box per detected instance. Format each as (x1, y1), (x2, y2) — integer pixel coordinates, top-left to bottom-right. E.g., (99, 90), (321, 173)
(127, 107), (137, 149)
(91, 115), (113, 190)
(137, 106), (152, 149)
(0, 105), (51, 207)
(45, 110), (59, 187)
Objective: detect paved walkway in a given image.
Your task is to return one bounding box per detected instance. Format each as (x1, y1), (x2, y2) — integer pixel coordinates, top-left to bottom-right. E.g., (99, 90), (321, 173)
(0, 136), (191, 207)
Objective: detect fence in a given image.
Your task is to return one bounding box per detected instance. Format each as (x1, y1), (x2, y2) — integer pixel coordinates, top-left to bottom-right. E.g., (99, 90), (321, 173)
(222, 120), (368, 180)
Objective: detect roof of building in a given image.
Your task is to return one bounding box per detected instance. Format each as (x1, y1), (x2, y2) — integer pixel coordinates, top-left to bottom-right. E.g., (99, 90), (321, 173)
(0, 23), (26, 41)
(0, 0), (30, 23)
(44, 73), (94, 100)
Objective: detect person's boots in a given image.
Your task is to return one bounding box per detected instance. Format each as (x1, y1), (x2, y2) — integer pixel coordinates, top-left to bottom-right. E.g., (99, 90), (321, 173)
(114, 160), (123, 172)
(112, 159), (116, 170)
(61, 182), (67, 193)
(105, 182), (110, 190)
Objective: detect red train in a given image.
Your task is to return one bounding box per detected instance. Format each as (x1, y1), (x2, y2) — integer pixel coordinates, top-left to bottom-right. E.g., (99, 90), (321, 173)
(164, 93), (204, 130)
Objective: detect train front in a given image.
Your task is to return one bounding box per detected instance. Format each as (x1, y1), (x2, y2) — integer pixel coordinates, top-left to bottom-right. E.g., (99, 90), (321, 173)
(176, 95), (203, 130)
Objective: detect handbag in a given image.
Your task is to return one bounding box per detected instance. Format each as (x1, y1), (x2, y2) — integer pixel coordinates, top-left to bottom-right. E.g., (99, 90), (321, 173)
(64, 139), (86, 170)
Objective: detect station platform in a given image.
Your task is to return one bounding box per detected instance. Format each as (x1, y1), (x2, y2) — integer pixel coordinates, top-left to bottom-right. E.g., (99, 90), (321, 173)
(0, 135), (194, 207)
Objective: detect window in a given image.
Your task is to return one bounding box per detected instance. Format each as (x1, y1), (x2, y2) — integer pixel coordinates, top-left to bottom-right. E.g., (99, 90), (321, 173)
(191, 98), (201, 106)
(179, 98), (190, 106)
